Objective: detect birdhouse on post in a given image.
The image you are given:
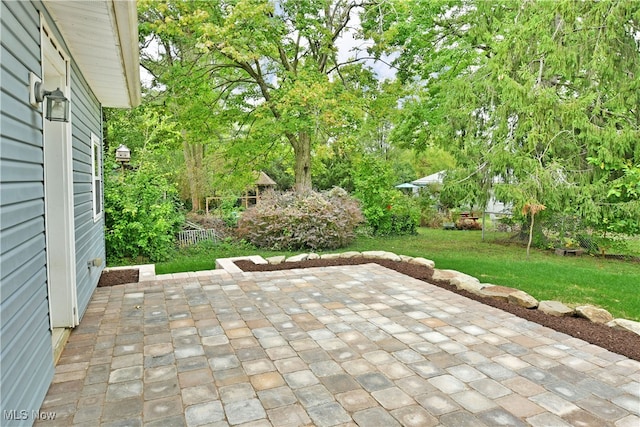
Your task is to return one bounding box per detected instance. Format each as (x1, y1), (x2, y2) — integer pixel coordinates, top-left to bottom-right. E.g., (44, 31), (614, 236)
(115, 144), (131, 163)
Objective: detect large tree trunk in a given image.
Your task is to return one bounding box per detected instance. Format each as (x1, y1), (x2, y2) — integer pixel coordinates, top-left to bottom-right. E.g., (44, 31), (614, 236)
(292, 132), (312, 192)
(182, 131), (204, 211)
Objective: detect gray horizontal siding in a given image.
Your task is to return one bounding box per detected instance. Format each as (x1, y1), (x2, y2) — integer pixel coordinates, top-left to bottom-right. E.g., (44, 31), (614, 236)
(0, 198), (42, 229)
(0, 233), (46, 298)
(0, 289), (52, 419)
(0, 0), (52, 420)
(0, 216), (44, 259)
(0, 1), (53, 426)
(1, 138), (43, 163)
(1, 92), (44, 144)
(70, 54), (105, 318)
(0, 181), (44, 205)
(0, 0), (40, 72)
(0, 159), (43, 182)
(1, 268), (47, 342)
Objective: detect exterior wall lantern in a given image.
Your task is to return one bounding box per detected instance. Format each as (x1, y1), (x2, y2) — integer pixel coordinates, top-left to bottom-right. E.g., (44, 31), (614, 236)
(115, 144), (131, 163)
(33, 81), (70, 122)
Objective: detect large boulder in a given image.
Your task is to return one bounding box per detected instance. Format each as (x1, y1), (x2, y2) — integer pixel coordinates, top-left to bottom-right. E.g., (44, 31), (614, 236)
(447, 273), (485, 296)
(575, 305), (614, 324)
(400, 255), (414, 263)
(449, 272), (484, 293)
(538, 300), (574, 317)
(430, 270), (493, 296)
(340, 251), (362, 259)
(479, 285), (519, 302)
(508, 290), (539, 309)
(361, 250), (386, 258)
(286, 253), (309, 262)
(409, 257), (436, 269)
(431, 269), (459, 285)
(607, 318), (640, 336)
(266, 256), (286, 265)
(362, 251), (402, 262)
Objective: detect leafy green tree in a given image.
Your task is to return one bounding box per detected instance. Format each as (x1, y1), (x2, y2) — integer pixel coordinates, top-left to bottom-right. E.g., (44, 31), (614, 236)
(139, 15), (233, 211)
(371, 0), (640, 234)
(138, 0), (378, 192)
(597, 161), (640, 234)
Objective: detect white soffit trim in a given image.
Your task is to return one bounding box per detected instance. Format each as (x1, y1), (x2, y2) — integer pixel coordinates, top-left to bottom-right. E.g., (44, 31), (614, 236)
(43, 0), (141, 108)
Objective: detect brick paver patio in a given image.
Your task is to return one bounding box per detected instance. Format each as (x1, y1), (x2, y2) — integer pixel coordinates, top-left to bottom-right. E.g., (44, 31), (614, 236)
(38, 263), (640, 426)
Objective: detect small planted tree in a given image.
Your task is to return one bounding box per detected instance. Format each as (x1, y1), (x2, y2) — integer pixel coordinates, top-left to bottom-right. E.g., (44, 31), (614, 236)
(522, 202), (546, 258)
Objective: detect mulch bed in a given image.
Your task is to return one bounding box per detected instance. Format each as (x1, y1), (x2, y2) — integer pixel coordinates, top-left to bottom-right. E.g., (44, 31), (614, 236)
(98, 269), (139, 287)
(235, 257), (640, 362)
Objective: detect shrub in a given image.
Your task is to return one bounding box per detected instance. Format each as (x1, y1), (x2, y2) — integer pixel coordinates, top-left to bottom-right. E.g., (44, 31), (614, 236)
(422, 210), (448, 228)
(386, 194), (421, 235)
(216, 196), (245, 228)
(353, 157), (420, 236)
(104, 161), (184, 262)
(236, 188), (363, 250)
(455, 218), (482, 230)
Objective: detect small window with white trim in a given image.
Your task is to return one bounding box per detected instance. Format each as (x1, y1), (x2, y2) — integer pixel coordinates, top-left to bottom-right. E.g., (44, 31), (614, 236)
(91, 133), (103, 221)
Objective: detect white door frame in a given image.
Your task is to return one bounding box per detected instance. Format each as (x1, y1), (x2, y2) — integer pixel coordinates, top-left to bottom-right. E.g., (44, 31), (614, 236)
(41, 18), (78, 328)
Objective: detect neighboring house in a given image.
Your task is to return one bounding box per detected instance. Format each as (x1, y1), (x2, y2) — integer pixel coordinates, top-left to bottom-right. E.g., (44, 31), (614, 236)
(412, 170), (447, 187)
(0, 0), (140, 421)
(412, 170), (512, 215)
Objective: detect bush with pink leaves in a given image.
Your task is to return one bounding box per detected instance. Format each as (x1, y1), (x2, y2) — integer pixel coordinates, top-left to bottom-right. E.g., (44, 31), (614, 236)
(237, 188), (364, 250)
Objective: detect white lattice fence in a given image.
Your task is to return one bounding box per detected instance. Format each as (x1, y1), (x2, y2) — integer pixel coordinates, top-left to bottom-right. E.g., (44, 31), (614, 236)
(177, 229), (219, 246)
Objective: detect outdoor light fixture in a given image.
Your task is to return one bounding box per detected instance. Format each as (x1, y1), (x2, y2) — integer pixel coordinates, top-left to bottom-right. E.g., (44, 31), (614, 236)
(33, 80), (70, 122)
(115, 144), (131, 163)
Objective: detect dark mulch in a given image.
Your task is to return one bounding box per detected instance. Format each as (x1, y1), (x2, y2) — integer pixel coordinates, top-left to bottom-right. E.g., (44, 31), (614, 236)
(98, 269), (139, 287)
(235, 257), (640, 362)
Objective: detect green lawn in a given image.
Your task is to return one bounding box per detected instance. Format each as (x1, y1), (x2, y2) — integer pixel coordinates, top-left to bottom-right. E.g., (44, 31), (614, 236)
(154, 228), (640, 321)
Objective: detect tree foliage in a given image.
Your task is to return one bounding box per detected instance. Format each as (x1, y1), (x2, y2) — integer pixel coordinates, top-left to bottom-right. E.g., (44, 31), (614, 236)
(138, 0), (379, 192)
(372, 0), (640, 234)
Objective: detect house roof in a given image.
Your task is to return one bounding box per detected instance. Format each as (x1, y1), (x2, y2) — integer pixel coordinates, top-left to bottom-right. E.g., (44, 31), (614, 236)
(412, 170), (446, 186)
(43, 0), (141, 108)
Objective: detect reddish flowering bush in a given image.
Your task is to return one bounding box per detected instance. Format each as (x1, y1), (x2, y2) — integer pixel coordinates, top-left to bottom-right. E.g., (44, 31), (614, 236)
(236, 188), (364, 250)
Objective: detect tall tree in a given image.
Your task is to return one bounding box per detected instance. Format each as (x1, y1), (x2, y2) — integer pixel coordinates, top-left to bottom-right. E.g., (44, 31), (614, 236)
(139, 0), (377, 192)
(371, 0), (640, 233)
